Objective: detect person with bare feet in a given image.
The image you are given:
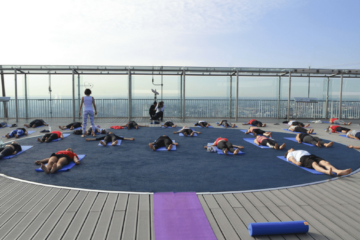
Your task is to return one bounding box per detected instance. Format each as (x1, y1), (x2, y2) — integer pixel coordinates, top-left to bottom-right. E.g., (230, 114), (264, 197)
(242, 119), (266, 127)
(288, 125), (314, 134)
(347, 145), (360, 149)
(173, 126), (201, 137)
(295, 133), (333, 148)
(34, 148), (80, 174)
(5, 128), (28, 138)
(194, 120), (211, 128)
(0, 141), (22, 159)
(329, 118), (352, 126)
(285, 148), (352, 176)
(37, 130), (63, 143)
(254, 135), (286, 150)
(346, 130), (360, 140)
(0, 122), (7, 128)
(245, 126), (272, 137)
(217, 120), (237, 128)
(162, 120), (177, 128)
(24, 119), (48, 128)
(149, 135), (178, 151)
(120, 121), (148, 130)
(59, 122), (82, 130)
(326, 125), (351, 134)
(288, 121), (310, 128)
(86, 132), (134, 146)
(206, 137), (244, 155)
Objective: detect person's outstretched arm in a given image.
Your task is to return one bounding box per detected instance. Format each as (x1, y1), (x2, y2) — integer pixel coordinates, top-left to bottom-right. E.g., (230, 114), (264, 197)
(295, 134), (302, 143)
(92, 97), (97, 116)
(73, 155), (80, 165)
(254, 139), (260, 146)
(86, 136), (105, 141)
(287, 156), (301, 166)
(79, 97), (84, 116)
(35, 158), (50, 165)
(348, 145), (360, 149)
(60, 133), (63, 139)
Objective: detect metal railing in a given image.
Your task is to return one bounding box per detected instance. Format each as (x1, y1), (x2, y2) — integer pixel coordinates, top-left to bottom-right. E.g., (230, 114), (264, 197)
(1, 99), (359, 120)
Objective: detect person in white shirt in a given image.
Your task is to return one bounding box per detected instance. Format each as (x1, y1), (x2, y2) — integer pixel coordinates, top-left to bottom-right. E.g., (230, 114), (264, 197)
(173, 126), (201, 137)
(285, 148), (352, 176)
(151, 101), (164, 121)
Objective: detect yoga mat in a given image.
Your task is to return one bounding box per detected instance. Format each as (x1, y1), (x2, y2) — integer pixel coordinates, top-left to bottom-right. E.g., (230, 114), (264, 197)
(51, 134), (71, 142)
(340, 134), (359, 140)
(154, 192), (217, 240)
(3, 130), (36, 138)
(240, 129), (253, 135)
(2, 146), (33, 159)
(64, 127), (81, 130)
(123, 126), (140, 129)
(35, 154), (85, 172)
(155, 140), (176, 151)
(276, 156), (327, 175)
(283, 129), (316, 134)
(217, 149), (245, 155)
(162, 126), (173, 128)
(243, 138), (271, 149)
(194, 124), (213, 128)
(179, 129), (197, 137)
(322, 121), (330, 123)
(216, 122), (238, 128)
(98, 140), (122, 146)
(249, 221), (309, 236)
(283, 137), (314, 147)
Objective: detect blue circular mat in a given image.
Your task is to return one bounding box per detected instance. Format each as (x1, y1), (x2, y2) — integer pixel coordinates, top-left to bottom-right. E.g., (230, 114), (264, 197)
(1, 127), (359, 192)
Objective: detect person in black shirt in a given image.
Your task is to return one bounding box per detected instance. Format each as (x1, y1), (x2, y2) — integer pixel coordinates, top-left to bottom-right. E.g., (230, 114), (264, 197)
(161, 120), (177, 128)
(295, 133), (333, 148)
(0, 141), (22, 159)
(149, 101), (157, 119)
(59, 122), (82, 130)
(86, 132), (134, 146)
(24, 119), (48, 128)
(149, 135), (178, 151)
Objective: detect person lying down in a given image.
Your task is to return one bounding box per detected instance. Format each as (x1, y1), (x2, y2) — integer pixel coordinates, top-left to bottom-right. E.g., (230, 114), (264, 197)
(59, 122), (82, 130)
(0, 141), (22, 159)
(37, 131), (63, 143)
(5, 128), (28, 138)
(35, 148), (79, 174)
(254, 135), (286, 150)
(205, 137), (244, 155)
(245, 126), (272, 137)
(173, 126), (201, 137)
(86, 132), (134, 146)
(217, 120), (237, 128)
(73, 126), (107, 136)
(149, 135), (178, 151)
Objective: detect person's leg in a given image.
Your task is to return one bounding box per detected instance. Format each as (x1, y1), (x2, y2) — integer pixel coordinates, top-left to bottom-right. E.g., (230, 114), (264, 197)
(111, 135), (119, 146)
(303, 135), (318, 146)
(8, 130), (17, 138)
(101, 135), (111, 146)
(217, 141), (228, 154)
(41, 156), (58, 174)
(45, 134), (59, 142)
(82, 111), (89, 136)
(164, 138), (173, 151)
(66, 123), (73, 129)
(39, 133), (51, 143)
(88, 111), (96, 136)
(154, 138), (165, 149)
(50, 157), (69, 173)
(318, 160), (352, 176)
(225, 142), (235, 153)
(311, 162), (332, 175)
(334, 120), (345, 125)
(267, 139), (279, 149)
(0, 147), (15, 159)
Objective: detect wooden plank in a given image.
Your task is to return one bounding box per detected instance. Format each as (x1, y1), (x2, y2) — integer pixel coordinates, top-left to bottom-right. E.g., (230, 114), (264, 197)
(233, 208), (270, 240)
(203, 194), (220, 209)
(313, 183), (356, 205)
(150, 194), (155, 240)
(107, 194), (129, 240)
(335, 178), (360, 195)
(213, 194), (254, 240)
(136, 194), (150, 240)
(223, 194), (243, 208)
(198, 195), (225, 240)
(21, 190), (78, 240)
(328, 180), (360, 203)
(0, 182), (24, 203)
(210, 208), (240, 240)
(121, 194), (139, 240)
(92, 193), (118, 240)
(45, 191), (88, 240)
(262, 190), (287, 207)
(305, 184), (347, 205)
(322, 181), (360, 204)
(76, 193), (108, 240)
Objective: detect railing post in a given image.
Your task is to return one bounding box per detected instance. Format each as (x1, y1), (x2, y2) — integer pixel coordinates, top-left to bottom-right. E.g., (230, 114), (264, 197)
(182, 70), (185, 122)
(325, 77), (329, 119)
(236, 71), (239, 122)
(128, 69), (132, 121)
(78, 73), (81, 119)
(287, 71), (291, 121)
(72, 69), (75, 122)
(339, 72), (343, 119)
(229, 75), (232, 118)
(14, 69), (18, 122)
(180, 74), (182, 118)
(278, 76), (281, 118)
(24, 73), (28, 119)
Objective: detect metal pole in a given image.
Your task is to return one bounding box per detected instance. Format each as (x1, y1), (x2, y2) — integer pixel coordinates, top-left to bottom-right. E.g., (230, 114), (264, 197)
(325, 77), (329, 119)
(49, 72), (52, 118)
(229, 76), (232, 118)
(15, 69), (18, 122)
(25, 74), (28, 119)
(128, 69), (132, 121)
(180, 74), (182, 117)
(78, 74), (80, 119)
(236, 71), (239, 121)
(308, 66), (310, 98)
(339, 72), (343, 119)
(182, 70), (185, 122)
(287, 72), (291, 121)
(278, 76), (281, 118)
(72, 69), (75, 122)
(1, 68), (8, 119)
(161, 67), (163, 100)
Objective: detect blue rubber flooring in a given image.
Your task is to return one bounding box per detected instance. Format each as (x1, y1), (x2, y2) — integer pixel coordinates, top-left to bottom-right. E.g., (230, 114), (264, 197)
(1, 128), (359, 192)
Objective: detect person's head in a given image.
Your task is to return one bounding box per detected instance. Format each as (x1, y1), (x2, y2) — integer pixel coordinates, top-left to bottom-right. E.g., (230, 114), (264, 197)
(284, 148), (295, 158)
(84, 89), (92, 96)
(158, 101), (164, 108)
(100, 129), (107, 134)
(153, 101), (157, 106)
(109, 131), (113, 134)
(66, 148), (74, 152)
(12, 141), (18, 144)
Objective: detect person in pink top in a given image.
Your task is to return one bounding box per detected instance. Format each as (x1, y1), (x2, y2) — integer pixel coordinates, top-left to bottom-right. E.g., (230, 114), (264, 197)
(254, 135), (286, 150)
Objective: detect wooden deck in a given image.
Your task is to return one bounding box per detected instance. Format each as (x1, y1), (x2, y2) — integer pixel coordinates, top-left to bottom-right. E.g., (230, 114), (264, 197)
(0, 119), (359, 239)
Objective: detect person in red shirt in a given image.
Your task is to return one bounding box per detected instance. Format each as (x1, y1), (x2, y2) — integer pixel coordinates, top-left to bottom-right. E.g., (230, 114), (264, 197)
(326, 125), (351, 134)
(329, 118), (351, 125)
(37, 130), (63, 143)
(242, 119), (266, 127)
(205, 137), (244, 155)
(34, 148), (80, 174)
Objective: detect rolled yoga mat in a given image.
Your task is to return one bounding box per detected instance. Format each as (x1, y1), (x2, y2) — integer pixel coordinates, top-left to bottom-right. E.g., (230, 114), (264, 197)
(248, 221), (309, 236)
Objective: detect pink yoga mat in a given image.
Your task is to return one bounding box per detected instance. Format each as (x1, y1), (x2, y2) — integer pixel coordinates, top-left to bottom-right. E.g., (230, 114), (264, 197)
(154, 192), (217, 240)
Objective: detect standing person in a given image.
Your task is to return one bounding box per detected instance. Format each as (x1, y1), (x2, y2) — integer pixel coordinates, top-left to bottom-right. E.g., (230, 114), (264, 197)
(149, 101), (157, 119)
(151, 101), (164, 121)
(79, 89), (97, 138)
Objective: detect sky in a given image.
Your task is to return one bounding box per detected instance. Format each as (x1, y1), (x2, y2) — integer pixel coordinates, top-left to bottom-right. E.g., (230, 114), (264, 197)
(1, 0), (360, 99)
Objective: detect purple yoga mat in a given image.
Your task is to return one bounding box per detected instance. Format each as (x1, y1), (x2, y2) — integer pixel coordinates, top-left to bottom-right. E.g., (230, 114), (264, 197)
(154, 192), (217, 240)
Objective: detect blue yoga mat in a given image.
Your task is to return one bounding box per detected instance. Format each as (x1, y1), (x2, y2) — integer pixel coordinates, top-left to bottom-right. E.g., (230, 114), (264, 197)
(243, 138), (271, 149)
(2, 146), (33, 159)
(162, 126), (173, 128)
(249, 221), (309, 236)
(64, 127), (81, 130)
(340, 134), (359, 140)
(35, 154), (86, 172)
(207, 143), (244, 155)
(216, 122), (238, 128)
(276, 156), (325, 175)
(283, 137), (314, 147)
(155, 140), (176, 151)
(283, 129), (316, 134)
(98, 140), (122, 146)
(179, 129), (197, 137)
(194, 123), (213, 128)
(51, 134), (70, 142)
